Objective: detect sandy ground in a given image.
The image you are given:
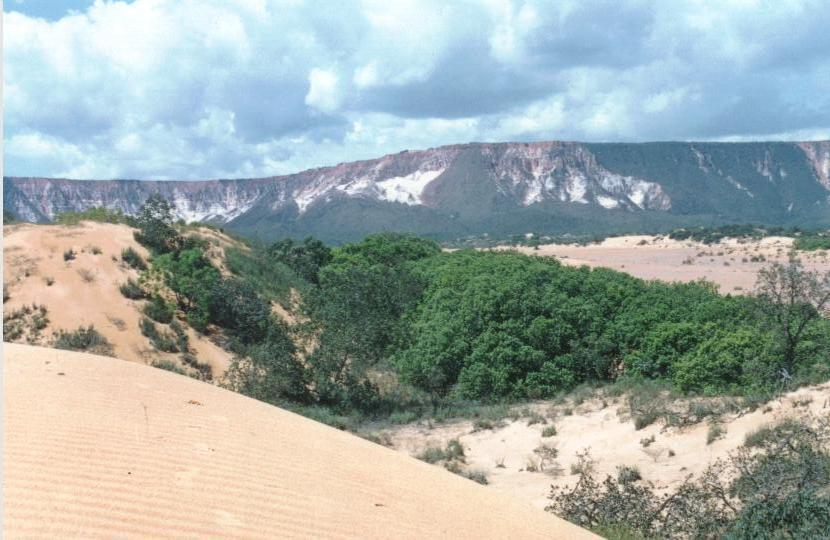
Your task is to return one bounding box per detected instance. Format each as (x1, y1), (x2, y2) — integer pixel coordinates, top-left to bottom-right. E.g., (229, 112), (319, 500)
(380, 384), (830, 511)
(2, 343), (594, 539)
(3, 222), (232, 375)
(499, 235), (830, 293)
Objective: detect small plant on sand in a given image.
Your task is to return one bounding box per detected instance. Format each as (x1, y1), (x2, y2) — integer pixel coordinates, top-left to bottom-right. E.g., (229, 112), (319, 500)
(640, 434), (656, 448)
(90, 246), (102, 255)
(151, 359), (187, 375)
(706, 423), (725, 445)
(533, 443), (559, 473)
(526, 410), (547, 425)
(542, 425), (558, 437)
(63, 248), (76, 261)
(44, 276), (55, 286)
(53, 325), (114, 356)
(139, 317), (179, 353)
(616, 465), (642, 484)
(77, 268), (95, 283)
(119, 278), (146, 299)
(417, 439), (465, 464)
(121, 247), (147, 271)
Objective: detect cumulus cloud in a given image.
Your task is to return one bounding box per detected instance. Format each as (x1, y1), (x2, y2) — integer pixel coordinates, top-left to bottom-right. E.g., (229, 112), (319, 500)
(4, 0), (830, 179)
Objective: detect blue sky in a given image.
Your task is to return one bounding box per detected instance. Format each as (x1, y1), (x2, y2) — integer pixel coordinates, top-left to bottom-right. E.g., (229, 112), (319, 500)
(4, 0), (830, 180)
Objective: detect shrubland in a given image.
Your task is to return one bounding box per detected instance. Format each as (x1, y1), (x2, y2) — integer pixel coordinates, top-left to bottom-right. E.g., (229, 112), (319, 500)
(65, 196), (830, 533)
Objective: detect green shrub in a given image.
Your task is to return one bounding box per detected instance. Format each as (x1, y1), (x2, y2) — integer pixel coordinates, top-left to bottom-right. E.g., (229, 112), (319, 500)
(151, 360), (187, 375)
(143, 295), (174, 324)
(53, 325), (114, 356)
(542, 425), (557, 437)
(63, 249), (76, 261)
(616, 465), (642, 484)
(119, 278), (146, 299)
(121, 247), (147, 271)
(139, 317), (179, 352)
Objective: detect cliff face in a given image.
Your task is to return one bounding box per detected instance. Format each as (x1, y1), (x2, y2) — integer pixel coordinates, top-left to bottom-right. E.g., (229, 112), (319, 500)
(5, 141), (830, 242)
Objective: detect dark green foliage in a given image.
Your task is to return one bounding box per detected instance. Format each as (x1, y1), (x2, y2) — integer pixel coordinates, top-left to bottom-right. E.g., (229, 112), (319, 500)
(754, 261), (830, 375)
(794, 232), (830, 251)
(225, 247), (304, 305)
(121, 247), (147, 271)
(143, 295), (174, 324)
(303, 233), (438, 411)
(393, 250), (773, 401)
(267, 236), (332, 284)
(153, 248), (219, 311)
(548, 417), (830, 538)
(133, 193), (181, 253)
(3, 209), (19, 224)
(207, 278), (271, 344)
(224, 321), (309, 403)
(119, 278), (146, 299)
(53, 325), (114, 356)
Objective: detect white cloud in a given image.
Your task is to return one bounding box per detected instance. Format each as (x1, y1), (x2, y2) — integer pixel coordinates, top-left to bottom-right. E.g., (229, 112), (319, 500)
(3, 0), (830, 179)
(305, 68), (341, 113)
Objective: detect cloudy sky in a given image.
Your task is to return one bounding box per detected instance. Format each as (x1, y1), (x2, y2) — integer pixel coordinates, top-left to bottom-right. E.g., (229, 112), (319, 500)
(5, 0), (830, 180)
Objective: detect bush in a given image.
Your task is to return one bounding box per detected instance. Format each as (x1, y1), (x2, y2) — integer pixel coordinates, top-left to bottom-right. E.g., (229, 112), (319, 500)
(53, 325), (114, 356)
(151, 360), (187, 375)
(616, 465), (642, 484)
(63, 249), (76, 261)
(548, 417), (830, 538)
(121, 247), (147, 271)
(143, 295), (174, 324)
(542, 425), (558, 437)
(119, 279), (146, 299)
(139, 317), (179, 353)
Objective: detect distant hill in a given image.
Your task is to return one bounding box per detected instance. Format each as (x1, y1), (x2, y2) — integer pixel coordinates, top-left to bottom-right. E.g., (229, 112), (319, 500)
(5, 140), (830, 243)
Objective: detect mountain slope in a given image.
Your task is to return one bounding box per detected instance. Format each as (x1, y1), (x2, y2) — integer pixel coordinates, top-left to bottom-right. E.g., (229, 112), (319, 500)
(3, 343), (594, 539)
(6, 141), (830, 243)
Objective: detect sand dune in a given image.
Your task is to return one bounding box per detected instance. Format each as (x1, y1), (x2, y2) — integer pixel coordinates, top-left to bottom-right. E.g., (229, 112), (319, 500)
(384, 383), (830, 511)
(500, 235), (830, 293)
(3, 222), (233, 375)
(3, 343), (594, 539)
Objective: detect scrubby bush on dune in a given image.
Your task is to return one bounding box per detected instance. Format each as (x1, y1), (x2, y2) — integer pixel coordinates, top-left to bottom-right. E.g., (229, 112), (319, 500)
(121, 247), (147, 271)
(119, 278), (146, 299)
(143, 295), (174, 324)
(548, 416), (830, 538)
(53, 325), (114, 356)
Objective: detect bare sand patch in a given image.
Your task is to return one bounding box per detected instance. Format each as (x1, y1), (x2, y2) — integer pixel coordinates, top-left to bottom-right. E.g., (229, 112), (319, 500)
(3, 343), (593, 539)
(498, 235), (830, 293)
(380, 384), (830, 511)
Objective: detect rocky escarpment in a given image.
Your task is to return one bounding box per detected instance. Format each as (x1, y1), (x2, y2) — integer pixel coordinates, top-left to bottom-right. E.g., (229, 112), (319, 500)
(5, 140), (830, 242)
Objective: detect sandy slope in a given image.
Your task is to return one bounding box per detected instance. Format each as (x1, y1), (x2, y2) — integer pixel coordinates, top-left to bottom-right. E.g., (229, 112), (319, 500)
(500, 235), (830, 293)
(382, 384), (830, 511)
(3, 343), (594, 539)
(3, 222), (232, 375)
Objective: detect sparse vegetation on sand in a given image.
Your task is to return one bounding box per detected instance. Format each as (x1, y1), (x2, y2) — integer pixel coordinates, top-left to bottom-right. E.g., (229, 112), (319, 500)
(548, 416), (830, 538)
(53, 325), (114, 356)
(4, 304), (49, 343)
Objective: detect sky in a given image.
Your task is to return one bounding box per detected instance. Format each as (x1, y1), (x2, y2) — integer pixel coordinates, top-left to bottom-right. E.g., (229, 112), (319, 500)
(4, 0), (830, 180)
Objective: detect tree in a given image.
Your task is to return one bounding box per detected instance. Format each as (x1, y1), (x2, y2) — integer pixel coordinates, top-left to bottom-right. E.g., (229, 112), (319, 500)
(754, 260), (830, 378)
(268, 236), (332, 284)
(134, 193), (180, 253)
